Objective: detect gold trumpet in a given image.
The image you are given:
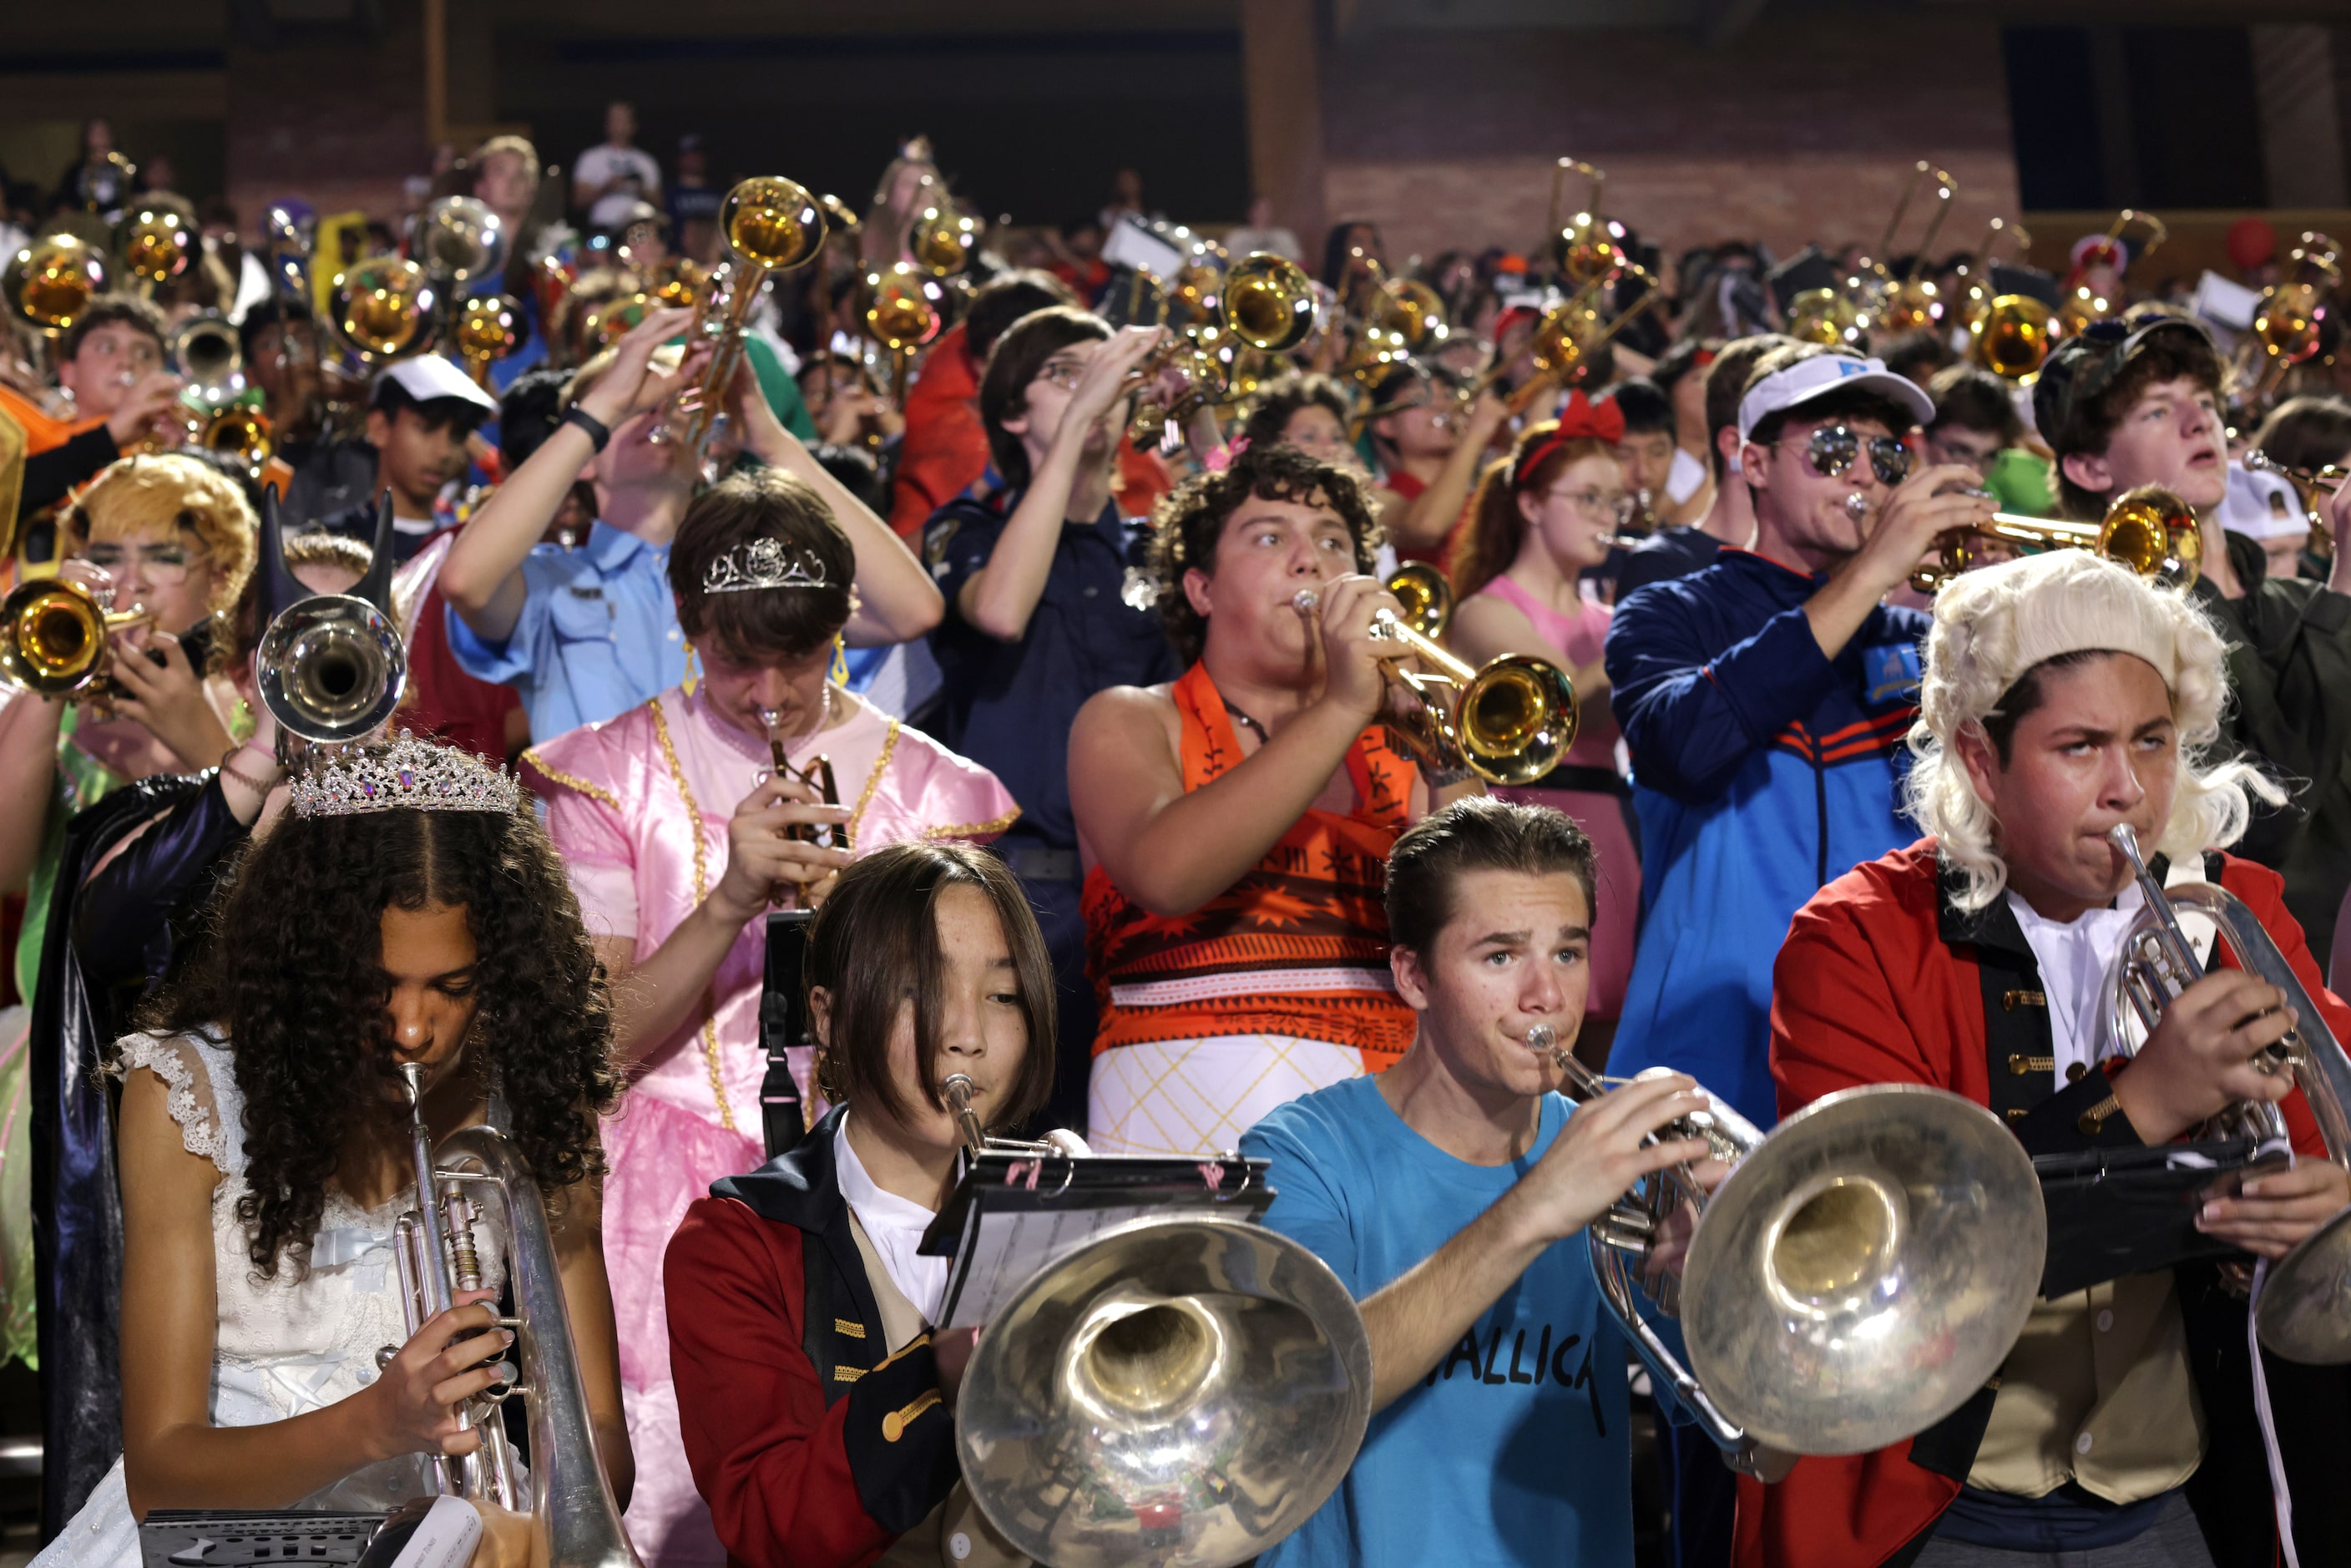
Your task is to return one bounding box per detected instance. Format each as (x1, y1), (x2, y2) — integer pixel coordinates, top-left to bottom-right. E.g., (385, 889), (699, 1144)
(0, 577), (149, 699)
(328, 255), (435, 361)
(1126, 252), (1316, 444)
(6, 233), (109, 336)
(1292, 563), (1578, 787)
(662, 177), (827, 460)
(1911, 484), (2202, 594)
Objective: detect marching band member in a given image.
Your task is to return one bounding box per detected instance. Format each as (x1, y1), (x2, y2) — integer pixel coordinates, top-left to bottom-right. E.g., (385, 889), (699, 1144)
(1242, 796), (1715, 1567)
(3, 454), (256, 1011)
(1613, 333), (1790, 601)
(2036, 316), (2351, 962)
(526, 467), (1014, 1564)
(11, 298), (186, 528)
(1360, 362), (1508, 563)
(36, 734), (629, 1566)
(665, 843), (1054, 1568)
(1069, 442), (1477, 1157)
(1448, 402), (1641, 1061)
(1757, 549), (2351, 1566)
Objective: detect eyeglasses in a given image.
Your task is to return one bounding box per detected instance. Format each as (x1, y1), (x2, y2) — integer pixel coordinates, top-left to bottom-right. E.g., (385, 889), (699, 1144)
(77, 541), (205, 585)
(1545, 487), (1637, 526)
(1791, 424), (1912, 487)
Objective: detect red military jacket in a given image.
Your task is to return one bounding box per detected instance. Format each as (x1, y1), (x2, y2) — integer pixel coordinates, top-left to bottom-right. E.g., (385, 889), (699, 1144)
(1744, 838), (2348, 1568)
(665, 1107), (958, 1567)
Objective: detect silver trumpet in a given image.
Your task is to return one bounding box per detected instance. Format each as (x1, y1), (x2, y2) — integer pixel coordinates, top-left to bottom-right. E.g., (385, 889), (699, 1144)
(2106, 825), (2351, 1363)
(1526, 1024), (2047, 1464)
(383, 1062), (641, 1565)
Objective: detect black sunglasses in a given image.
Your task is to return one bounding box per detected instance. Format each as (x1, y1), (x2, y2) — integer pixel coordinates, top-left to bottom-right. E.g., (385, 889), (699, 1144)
(1794, 424), (1913, 487)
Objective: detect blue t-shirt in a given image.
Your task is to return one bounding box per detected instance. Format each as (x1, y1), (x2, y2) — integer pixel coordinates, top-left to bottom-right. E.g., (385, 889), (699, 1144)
(1240, 1076), (1633, 1568)
(444, 518), (687, 743)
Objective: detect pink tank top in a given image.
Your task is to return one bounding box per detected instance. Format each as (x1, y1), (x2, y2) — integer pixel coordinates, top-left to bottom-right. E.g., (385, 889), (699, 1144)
(1469, 575), (1620, 770)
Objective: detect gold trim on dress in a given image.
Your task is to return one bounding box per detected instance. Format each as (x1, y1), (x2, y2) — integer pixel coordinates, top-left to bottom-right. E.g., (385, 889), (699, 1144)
(922, 806), (1023, 841)
(651, 696), (736, 1131)
(519, 749), (623, 812)
(845, 717), (900, 843)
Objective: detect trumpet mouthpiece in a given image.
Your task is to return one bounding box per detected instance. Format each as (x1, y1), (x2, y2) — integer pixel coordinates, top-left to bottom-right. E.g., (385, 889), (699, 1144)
(1844, 492), (1873, 522)
(1292, 589), (1321, 614)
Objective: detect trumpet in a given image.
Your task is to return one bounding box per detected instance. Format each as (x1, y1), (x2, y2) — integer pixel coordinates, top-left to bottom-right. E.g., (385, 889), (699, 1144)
(1125, 252), (1316, 443)
(0, 577), (149, 700)
(328, 255), (435, 361)
(1292, 564), (1578, 787)
(386, 1063), (642, 1557)
(254, 490), (407, 747)
(1910, 485), (2202, 594)
(118, 201), (194, 296)
(2243, 448), (2343, 560)
(660, 177), (827, 461)
(169, 314), (245, 409)
(1531, 1027), (2045, 1461)
(759, 706), (848, 856)
(6, 232), (109, 336)
(2104, 825), (2351, 1363)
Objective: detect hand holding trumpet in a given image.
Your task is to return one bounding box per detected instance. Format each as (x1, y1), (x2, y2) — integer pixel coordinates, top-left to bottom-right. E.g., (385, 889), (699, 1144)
(1291, 576), (1407, 726)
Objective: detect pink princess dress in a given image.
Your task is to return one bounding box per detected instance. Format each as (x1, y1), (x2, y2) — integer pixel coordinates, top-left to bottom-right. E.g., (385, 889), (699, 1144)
(526, 683), (1019, 1565)
(1464, 576), (1641, 1022)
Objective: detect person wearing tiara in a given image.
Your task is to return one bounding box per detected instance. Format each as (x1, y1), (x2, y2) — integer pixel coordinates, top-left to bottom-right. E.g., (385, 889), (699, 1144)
(523, 467), (1018, 1565)
(1068, 443), (1479, 1159)
(35, 734), (631, 1567)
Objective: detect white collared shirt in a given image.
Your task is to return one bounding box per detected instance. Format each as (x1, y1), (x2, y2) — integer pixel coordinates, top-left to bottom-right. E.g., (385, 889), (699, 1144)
(2006, 883), (2145, 1085)
(834, 1113), (952, 1324)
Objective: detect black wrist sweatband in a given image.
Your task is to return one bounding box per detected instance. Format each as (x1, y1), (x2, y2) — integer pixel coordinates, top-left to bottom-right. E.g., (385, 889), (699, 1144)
(562, 406), (613, 453)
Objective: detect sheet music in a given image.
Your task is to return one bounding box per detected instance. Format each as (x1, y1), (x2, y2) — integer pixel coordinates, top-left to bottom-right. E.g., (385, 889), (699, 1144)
(941, 1201), (1173, 1328)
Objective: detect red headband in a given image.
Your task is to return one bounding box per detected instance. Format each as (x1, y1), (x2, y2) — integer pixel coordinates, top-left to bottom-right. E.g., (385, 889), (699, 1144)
(1513, 391), (1625, 488)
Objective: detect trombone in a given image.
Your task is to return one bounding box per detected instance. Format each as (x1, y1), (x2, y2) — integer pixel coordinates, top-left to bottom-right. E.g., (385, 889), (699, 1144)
(1458, 261), (1662, 415)
(2249, 233), (2340, 376)
(1911, 484), (2202, 594)
(1869, 162), (1958, 334)
(862, 260), (947, 405)
(1546, 157), (1617, 286)
(6, 232), (109, 337)
(0, 577), (149, 701)
(1292, 564), (1578, 787)
(2059, 210), (2166, 334)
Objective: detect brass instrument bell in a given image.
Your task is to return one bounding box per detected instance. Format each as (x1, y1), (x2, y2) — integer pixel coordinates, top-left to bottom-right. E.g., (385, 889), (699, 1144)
(1971, 294), (2055, 382)
(1913, 484), (2201, 594)
(0, 577), (149, 699)
(2251, 233), (2340, 368)
(117, 202), (193, 294)
(910, 202), (983, 277)
(7, 234), (109, 335)
(328, 255), (434, 361)
(1547, 157), (1618, 286)
(455, 296), (523, 385)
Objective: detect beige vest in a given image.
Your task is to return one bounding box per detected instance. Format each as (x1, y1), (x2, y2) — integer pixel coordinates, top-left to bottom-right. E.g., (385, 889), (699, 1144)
(847, 1214), (1028, 1568)
(1968, 1272), (2204, 1503)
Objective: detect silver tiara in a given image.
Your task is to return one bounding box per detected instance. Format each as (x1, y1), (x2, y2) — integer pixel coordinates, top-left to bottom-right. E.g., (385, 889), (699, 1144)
(289, 731), (522, 819)
(703, 537), (832, 594)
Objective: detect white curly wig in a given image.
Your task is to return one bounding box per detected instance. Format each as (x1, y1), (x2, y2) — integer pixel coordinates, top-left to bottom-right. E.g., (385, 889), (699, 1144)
(1905, 549), (2283, 912)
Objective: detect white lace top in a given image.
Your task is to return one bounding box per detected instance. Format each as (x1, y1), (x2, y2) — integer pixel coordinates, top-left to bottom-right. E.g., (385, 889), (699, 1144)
(113, 1028), (450, 1508)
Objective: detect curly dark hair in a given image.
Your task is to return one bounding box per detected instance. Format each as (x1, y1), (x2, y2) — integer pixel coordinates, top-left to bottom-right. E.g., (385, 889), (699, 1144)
(141, 782), (621, 1277)
(1146, 442), (1383, 665)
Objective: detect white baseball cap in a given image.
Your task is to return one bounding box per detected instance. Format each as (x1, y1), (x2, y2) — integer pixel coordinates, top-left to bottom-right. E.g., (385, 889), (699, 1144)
(2219, 460), (2310, 542)
(376, 353), (499, 417)
(1737, 352), (1934, 444)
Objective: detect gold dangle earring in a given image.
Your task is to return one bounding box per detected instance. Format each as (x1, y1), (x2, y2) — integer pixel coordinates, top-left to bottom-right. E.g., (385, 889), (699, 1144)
(829, 633), (849, 689)
(682, 640), (701, 697)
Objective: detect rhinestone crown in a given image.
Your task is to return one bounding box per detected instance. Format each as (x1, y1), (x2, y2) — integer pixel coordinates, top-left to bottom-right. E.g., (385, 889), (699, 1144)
(289, 731), (522, 819)
(702, 536), (832, 595)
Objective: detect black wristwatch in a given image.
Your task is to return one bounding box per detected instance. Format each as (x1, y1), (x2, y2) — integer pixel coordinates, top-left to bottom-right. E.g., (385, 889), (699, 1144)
(562, 405), (613, 453)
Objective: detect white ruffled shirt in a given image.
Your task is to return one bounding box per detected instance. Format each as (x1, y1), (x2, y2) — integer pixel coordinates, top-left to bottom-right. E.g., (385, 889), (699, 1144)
(834, 1114), (951, 1324)
(2007, 883), (2146, 1085)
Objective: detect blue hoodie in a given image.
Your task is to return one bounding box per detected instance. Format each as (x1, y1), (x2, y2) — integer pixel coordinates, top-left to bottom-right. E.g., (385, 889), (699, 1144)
(1602, 550), (1929, 1130)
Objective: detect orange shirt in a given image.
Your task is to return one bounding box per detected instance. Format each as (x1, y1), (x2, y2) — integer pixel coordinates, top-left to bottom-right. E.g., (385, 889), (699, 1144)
(1083, 661), (1418, 1071)
(0, 384), (103, 456)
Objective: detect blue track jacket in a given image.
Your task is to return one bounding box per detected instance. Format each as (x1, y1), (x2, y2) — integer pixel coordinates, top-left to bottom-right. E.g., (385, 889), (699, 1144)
(1603, 550), (1929, 1130)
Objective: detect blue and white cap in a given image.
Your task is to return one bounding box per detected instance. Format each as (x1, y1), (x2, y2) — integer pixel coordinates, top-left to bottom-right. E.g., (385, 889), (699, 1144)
(1736, 352), (1934, 444)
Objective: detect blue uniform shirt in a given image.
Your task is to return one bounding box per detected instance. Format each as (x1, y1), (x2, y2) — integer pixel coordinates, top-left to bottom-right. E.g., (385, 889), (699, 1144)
(444, 518), (687, 743)
(925, 492), (1180, 852)
(1242, 1077), (1634, 1568)
(1603, 549), (1929, 1130)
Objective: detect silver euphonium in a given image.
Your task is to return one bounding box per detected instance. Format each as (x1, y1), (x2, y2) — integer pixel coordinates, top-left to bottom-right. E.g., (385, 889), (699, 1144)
(2105, 824), (2351, 1363)
(385, 1063), (641, 1565)
(1532, 1027), (2046, 1465)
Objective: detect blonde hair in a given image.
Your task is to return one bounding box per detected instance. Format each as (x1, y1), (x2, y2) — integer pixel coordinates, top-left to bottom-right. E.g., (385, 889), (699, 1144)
(64, 453), (257, 619)
(1906, 550), (2282, 911)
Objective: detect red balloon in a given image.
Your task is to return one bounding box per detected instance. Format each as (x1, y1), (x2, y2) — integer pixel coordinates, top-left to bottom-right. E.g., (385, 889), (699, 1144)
(2227, 216), (2278, 272)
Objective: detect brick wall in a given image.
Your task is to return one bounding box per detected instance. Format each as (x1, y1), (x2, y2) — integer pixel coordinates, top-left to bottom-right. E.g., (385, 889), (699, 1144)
(1313, 13), (2024, 269)
(223, 11), (430, 230)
